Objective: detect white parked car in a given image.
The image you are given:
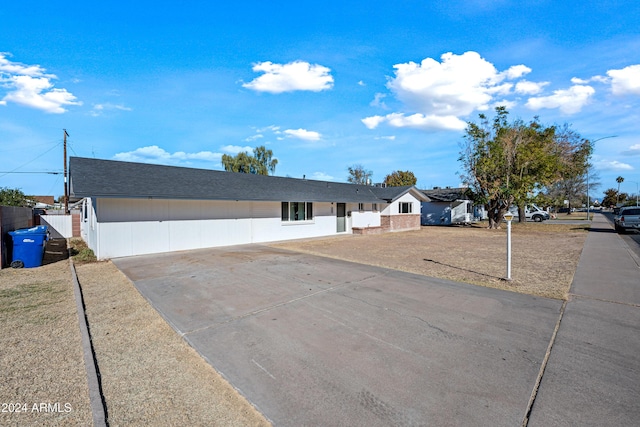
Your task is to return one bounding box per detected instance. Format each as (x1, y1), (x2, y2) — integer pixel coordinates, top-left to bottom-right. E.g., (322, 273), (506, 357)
(508, 204), (550, 222)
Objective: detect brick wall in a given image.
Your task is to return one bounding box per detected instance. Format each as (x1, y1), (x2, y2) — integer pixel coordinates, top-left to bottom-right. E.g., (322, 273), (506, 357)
(352, 226), (384, 235)
(380, 214), (421, 232)
(72, 213), (81, 237)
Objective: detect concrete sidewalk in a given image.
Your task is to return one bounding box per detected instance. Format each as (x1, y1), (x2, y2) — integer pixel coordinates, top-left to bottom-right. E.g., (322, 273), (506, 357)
(528, 214), (640, 425)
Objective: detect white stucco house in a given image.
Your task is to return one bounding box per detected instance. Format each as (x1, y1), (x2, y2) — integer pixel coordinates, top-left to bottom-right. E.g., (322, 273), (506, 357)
(69, 157), (427, 260)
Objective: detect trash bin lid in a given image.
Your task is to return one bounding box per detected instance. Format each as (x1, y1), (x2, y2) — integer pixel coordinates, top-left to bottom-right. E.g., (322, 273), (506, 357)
(9, 225), (48, 236)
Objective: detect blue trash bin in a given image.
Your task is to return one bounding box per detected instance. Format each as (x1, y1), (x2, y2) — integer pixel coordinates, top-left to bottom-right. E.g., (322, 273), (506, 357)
(9, 225), (49, 268)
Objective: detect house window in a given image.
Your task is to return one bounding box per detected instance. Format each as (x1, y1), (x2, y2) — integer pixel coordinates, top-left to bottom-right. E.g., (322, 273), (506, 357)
(399, 202), (412, 214)
(358, 203), (364, 211)
(372, 203), (378, 212)
(282, 202), (313, 221)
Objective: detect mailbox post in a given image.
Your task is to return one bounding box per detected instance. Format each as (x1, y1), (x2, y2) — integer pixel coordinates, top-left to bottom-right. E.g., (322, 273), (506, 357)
(503, 212), (514, 281)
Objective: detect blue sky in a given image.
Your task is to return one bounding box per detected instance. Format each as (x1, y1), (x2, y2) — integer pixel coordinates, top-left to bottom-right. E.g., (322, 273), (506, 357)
(2, 0), (640, 202)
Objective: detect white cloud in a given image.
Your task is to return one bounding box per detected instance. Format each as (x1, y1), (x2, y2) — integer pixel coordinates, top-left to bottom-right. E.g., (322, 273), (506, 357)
(363, 112), (466, 131)
(370, 92), (387, 108)
(0, 53), (81, 113)
(257, 125), (281, 133)
(362, 115), (386, 129)
(374, 135), (396, 141)
(501, 64), (531, 80)
(90, 103), (132, 116)
(311, 172), (334, 181)
(358, 80), (366, 86)
(388, 113), (467, 130)
(0, 53), (50, 77)
(525, 85), (595, 114)
(607, 64), (640, 96)
(244, 134), (264, 142)
(515, 80), (548, 95)
(387, 51), (508, 118)
(490, 99), (517, 109)
(242, 61), (334, 93)
(114, 146), (222, 164)
(621, 143), (640, 156)
(365, 51), (535, 131)
(284, 128), (321, 141)
(594, 159), (633, 171)
(220, 145), (252, 154)
(571, 77), (589, 85)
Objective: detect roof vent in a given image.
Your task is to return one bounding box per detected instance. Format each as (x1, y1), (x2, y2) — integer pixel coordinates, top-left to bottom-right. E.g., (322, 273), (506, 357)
(433, 186), (440, 189)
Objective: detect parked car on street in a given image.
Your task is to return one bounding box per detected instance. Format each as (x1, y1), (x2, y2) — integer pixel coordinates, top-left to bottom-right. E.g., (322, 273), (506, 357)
(614, 207), (640, 233)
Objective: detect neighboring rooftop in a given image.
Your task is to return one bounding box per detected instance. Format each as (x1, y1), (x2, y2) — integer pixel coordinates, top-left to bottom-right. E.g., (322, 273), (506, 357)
(421, 187), (471, 203)
(69, 157), (426, 204)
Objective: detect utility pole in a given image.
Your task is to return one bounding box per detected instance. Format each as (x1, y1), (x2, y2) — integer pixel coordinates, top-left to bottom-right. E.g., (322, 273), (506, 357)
(64, 129), (69, 214)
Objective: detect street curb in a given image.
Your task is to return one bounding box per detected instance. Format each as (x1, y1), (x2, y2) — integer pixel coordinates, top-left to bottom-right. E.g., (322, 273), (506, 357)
(70, 257), (108, 426)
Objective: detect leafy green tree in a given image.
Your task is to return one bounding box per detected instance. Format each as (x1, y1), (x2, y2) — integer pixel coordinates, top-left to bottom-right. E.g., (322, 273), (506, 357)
(459, 107), (580, 228)
(347, 164), (372, 185)
(602, 188), (618, 207)
(384, 170), (417, 187)
(221, 146), (277, 175)
(252, 146), (278, 175)
(544, 126), (594, 214)
(0, 187), (28, 207)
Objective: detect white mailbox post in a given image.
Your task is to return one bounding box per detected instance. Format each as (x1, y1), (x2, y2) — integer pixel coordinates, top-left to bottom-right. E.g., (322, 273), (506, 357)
(503, 212), (514, 281)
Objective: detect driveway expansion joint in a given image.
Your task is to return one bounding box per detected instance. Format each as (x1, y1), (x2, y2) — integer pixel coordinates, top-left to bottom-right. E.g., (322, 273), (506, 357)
(521, 299), (568, 427)
(568, 293), (640, 308)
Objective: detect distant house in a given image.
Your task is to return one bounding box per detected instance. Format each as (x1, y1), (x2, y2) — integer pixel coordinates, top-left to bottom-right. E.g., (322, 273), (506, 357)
(31, 196), (55, 207)
(69, 157), (427, 260)
(420, 187), (477, 226)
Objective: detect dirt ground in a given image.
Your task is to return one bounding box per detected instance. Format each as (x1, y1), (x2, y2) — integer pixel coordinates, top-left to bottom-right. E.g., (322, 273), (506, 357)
(0, 261), (93, 426)
(0, 221), (587, 425)
(271, 222), (589, 300)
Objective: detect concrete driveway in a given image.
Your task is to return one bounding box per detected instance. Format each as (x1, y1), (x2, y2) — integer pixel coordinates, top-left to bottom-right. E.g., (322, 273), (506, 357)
(113, 245), (562, 426)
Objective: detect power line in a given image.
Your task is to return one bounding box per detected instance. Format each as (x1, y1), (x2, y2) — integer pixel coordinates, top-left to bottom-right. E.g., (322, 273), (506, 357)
(0, 141), (62, 179)
(0, 171), (63, 174)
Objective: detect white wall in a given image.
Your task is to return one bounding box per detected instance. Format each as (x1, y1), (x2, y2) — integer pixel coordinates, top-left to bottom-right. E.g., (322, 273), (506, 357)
(40, 214), (73, 238)
(351, 211), (381, 228)
(86, 198), (347, 259)
(382, 193), (420, 216)
(80, 198), (98, 255)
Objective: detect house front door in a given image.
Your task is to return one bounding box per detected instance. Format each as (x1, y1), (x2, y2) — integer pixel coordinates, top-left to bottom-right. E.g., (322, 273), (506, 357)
(336, 203), (346, 232)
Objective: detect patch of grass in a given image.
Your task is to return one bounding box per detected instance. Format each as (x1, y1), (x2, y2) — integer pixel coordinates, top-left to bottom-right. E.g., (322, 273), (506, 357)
(69, 238), (97, 263)
(552, 213), (593, 220)
(0, 282), (66, 323)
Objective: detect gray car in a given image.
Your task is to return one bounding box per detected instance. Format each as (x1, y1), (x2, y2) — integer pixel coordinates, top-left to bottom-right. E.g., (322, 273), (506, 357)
(614, 207), (640, 233)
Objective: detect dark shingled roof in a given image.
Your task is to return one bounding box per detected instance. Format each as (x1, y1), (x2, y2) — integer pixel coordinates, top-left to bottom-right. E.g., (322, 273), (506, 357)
(420, 187), (471, 202)
(69, 157), (427, 203)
